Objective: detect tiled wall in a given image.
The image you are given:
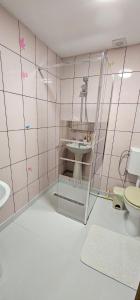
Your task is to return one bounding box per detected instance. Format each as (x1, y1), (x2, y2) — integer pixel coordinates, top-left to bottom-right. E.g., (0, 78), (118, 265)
(98, 45), (140, 192)
(0, 5), (60, 223)
(60, 46), (140, 192)
(1, 5), (140, 224)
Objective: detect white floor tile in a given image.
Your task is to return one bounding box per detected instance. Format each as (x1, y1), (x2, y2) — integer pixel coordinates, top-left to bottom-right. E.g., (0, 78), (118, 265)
(0, 193), (136, 300)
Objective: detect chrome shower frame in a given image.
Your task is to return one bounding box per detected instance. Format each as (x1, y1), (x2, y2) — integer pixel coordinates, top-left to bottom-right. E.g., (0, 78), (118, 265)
(38, 51), (113, 225)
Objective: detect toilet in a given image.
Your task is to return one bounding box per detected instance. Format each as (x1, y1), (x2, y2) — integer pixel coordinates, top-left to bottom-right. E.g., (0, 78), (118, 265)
(124, 186), (140, 236)
(123, 147), (140, 236)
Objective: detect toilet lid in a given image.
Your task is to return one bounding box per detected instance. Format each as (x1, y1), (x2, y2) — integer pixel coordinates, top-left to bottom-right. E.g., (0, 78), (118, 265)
(124, 186), (140, 207)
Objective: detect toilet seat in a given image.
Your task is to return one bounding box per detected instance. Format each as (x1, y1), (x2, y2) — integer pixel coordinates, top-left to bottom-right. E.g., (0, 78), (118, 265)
(124, 186), (140, 208)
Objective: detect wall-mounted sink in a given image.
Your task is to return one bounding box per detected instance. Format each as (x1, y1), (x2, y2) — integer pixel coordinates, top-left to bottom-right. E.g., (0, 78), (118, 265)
(0, 181), (10, 209)
(0, 181), (10, 278)
(66, 142), (92, 180)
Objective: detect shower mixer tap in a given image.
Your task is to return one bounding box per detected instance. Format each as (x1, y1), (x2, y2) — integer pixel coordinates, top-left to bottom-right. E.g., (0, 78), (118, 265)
(80, 77), (88, 123)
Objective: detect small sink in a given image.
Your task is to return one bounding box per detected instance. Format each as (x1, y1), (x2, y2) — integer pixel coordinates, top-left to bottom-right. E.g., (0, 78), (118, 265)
(66, 142), (92, 180)
(66, 142), (92, 155)
(0, 181), (10, 278)
(0, 181), (10, 209)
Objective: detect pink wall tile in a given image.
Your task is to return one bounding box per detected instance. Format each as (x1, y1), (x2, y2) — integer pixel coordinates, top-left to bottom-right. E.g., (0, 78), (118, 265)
(100, 176), (108, 192)
(89, 52), (102, 76)
(87, 76), (99, 103)
(87, 104), (97, 122)
(61, 57), (75, 79)
(56, 104), (60, 126)
(5, 93), (24, 130)
(61, 104), (72, 121)
(61, 79), (73, 103)
(14, 187), (28, 212)
(0, 5), (59, 223)
(37, 70), (48, 100)
(73, 78), (83, 103)
(48, 127), (55, 150)
(48, 73), (56, 102)
(37, 100), (48, 128)
(39, 174), (48, 192)
(102, 155), (110, 176)
(19, 23), (35, 63)
(116, 104), (136, 131)
(0, 91), (7, 131)
(73, 104), (81, 121)
(48, 48), (57, 76)
(36, 38), (47, 67)
(133, 104), (140, 132)
(104, 131), (114, 154)
(47, 102), (56, 127)
(0, 58), (3, 90)
(27, 156), (38, 184)
(24, 97), (37, 129)
(120, 72), (140, 103)
(106, 48), (126, 74)
(0, 132), (10, 168)
(48, 168), (57, 185)
(0, 46), (22, 94)
(38, 128), (48, 153)
(22, 58), (36, 98)
(12, 160), (27, 192)
(9, 130), (26, 164)
(109, 155), (127, 180)
(25, 129), (38, 158)
(103, 74), (121, 103)
(108, 104), (118, 130)
(28, 179), (39, 201)
(75, 54), (90, 77)
(39, 152), (48, 177)
(57, 78), (61, 103)
(48, 149), (55, 171)
(112, 131), (131, 156)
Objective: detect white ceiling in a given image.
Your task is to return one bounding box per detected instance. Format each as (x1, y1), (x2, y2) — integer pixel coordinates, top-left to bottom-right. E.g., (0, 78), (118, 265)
(0, 0), (140, 57)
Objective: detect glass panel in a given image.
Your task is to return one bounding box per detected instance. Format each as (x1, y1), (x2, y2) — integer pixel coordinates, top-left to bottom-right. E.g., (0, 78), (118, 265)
(38, 52), (112, 224)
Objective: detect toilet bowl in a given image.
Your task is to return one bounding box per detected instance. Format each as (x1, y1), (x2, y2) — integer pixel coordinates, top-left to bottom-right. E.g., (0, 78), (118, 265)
(124, 186), (140, 236)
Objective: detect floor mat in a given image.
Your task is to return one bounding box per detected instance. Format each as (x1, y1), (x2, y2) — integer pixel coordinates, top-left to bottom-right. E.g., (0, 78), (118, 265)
(81, 224), (140, 290)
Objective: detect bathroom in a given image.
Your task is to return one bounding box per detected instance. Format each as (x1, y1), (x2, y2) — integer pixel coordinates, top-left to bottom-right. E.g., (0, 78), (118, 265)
(0, 1), (140, 299)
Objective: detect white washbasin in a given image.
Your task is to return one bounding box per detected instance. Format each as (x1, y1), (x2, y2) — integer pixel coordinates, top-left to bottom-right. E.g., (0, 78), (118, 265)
(66, 142), (92, 180)
(0, 181), (10, 278)
(0, 180), (10, 209)
(66, 142), (91, 155)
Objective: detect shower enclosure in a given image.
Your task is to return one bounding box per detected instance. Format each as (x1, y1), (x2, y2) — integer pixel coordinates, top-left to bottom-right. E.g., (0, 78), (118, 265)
(38, 51), (114, 224)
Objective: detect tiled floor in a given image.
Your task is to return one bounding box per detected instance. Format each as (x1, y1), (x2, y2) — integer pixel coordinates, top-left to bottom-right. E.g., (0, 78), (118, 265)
(0, 192), (136, 300)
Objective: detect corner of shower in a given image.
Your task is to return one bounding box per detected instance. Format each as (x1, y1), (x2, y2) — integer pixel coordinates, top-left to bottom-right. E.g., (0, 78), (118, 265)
(39, 51), (113, 225)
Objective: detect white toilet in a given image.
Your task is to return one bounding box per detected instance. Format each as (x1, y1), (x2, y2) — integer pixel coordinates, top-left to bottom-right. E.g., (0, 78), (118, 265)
(124, 147), (140, 236)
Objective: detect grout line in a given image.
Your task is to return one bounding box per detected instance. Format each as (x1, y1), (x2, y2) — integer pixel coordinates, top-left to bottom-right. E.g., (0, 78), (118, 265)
(18, 20), (29, 202)
(0, 49), (15, 210)
(106, 47), (127, 190)
(35, 35), (41, 194)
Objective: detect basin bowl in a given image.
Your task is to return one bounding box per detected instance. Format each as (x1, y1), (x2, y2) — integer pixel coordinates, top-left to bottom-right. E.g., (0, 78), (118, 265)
(66, 142), (91, 155)
(66, 142), (92, 180)
(0, 181), (10, 278)
(0, 181), (10, 209)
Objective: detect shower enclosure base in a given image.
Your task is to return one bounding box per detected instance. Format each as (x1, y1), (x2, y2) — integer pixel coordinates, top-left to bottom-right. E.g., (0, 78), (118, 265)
(47, 178), (97, 224)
